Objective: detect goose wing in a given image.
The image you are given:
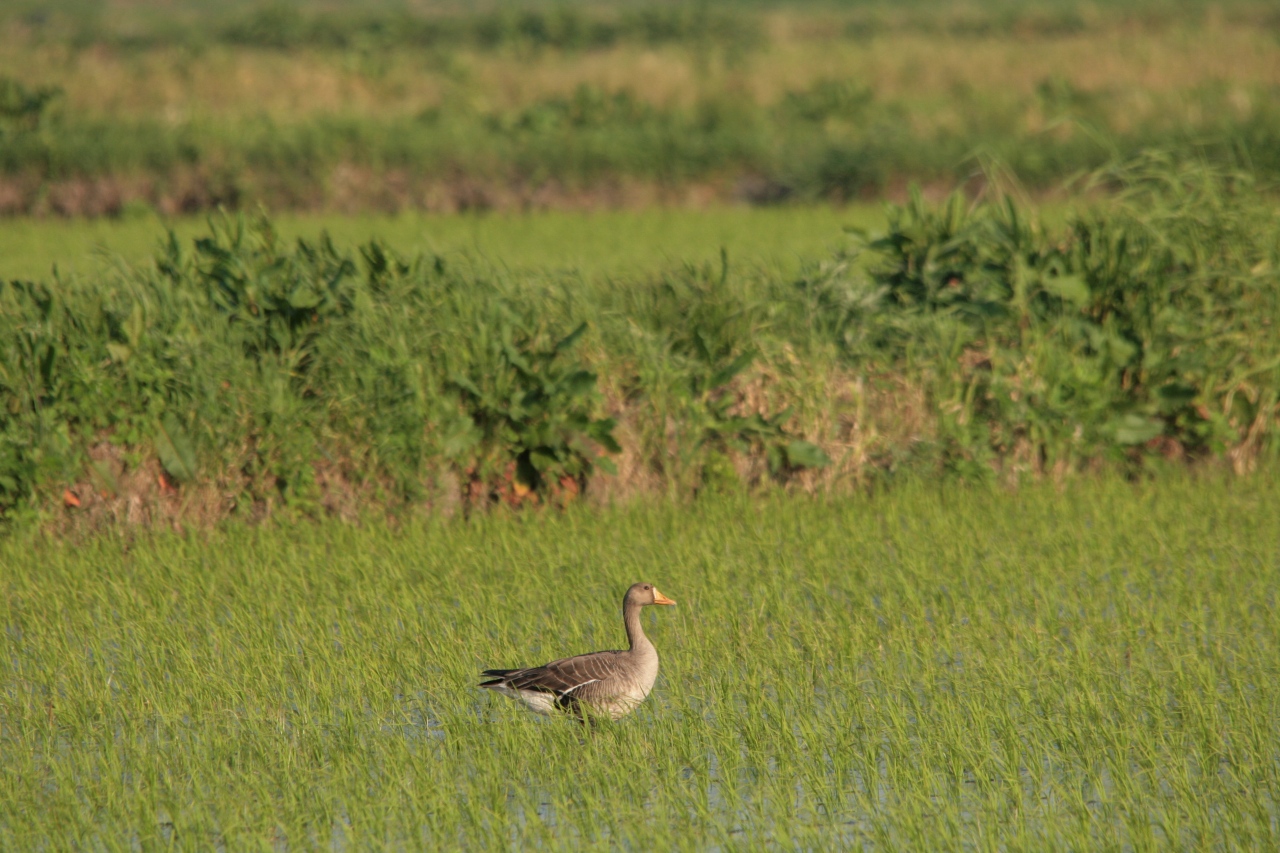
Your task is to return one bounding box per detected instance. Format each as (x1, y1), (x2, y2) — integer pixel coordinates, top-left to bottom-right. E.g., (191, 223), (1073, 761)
(480, 650), (626, 711)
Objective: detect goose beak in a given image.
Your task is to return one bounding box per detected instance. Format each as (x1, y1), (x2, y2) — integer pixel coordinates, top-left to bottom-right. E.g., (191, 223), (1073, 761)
(652, 589), (676, 606)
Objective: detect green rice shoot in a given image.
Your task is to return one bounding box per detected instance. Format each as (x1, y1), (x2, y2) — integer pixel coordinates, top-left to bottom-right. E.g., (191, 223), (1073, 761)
(3, 471), (1277, 848)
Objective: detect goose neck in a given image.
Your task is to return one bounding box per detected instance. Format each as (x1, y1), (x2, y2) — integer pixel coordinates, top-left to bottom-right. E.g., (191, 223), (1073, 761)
(623, 600), (652, 653)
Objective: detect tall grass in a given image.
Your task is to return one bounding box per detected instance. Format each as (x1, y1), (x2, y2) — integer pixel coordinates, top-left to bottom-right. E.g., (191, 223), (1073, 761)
(2, 472), (1278, 847)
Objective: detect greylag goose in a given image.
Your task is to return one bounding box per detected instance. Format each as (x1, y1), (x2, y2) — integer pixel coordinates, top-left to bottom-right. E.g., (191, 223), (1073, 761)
(479, 583), (676, 721)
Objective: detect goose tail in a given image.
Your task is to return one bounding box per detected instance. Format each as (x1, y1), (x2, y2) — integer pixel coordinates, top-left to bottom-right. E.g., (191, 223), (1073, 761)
(479, 668), (520, 688)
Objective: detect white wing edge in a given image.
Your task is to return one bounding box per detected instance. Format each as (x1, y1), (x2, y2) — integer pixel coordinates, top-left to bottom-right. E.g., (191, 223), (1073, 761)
(559, 678), (601, 696)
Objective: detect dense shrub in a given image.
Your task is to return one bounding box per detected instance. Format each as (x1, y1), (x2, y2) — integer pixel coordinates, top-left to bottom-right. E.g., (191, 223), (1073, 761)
(799, 156), (1280, 475)
(2, 158), (1277, 526)
(0, 214), (816, 522)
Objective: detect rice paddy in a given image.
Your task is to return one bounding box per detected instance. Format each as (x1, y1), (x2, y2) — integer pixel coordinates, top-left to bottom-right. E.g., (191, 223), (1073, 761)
(3, 472), (1277, 848)
(4, 2), (1280, 847)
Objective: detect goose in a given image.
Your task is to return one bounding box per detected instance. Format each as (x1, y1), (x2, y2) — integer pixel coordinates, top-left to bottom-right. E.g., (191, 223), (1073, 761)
(479, 583), (676, 721)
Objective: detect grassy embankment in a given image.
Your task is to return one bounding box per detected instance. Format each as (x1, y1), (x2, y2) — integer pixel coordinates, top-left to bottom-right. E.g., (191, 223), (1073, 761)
(2, 472), (1278, 848)
(2, 0), (1278, 214)
(3, 157), (1278, 528)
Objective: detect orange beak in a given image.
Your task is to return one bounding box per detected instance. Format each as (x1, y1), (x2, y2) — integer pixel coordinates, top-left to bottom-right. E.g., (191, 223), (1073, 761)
(652, 588), (676, 606)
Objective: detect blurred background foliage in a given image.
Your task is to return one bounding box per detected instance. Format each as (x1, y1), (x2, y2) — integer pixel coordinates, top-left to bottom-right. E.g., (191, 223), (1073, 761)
(0, 0), (1277, 214)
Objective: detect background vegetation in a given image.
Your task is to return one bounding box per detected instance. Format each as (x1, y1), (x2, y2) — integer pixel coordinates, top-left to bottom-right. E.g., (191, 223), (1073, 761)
(3, 157), (1278, 528)
(1, 0), (1278, 214)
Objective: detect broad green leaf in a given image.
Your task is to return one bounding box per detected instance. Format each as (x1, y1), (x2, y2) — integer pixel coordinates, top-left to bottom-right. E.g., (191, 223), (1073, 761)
(557, 370), (597, 398)
(692, 329), (712, 363)
(288, 287), (322, 309)
(448, 373), (483, 398)
(766, 444), (785, 474)
(553, 322), (589, 354)
(1112, 414), (1163, 445)
(501, 342), (532, 374)
(708, 351), (756, 390)
(155, 413), (198, 483)
(587, 419), (621, 454)
(785, 440), (832, 469)
(529, 449), (558, 471)
(1040, 273), (1090, 307)
(440, 417), (481, 458)
(89, 459), (119, 497)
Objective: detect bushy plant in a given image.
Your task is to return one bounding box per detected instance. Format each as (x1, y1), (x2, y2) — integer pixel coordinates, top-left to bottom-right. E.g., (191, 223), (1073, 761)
(801, 156), (1280, 475)
(0, 77), (60, 132)
(2, 157), (1278, 527)
(445, 318), (618, 503)
(0, 216), (622, 520)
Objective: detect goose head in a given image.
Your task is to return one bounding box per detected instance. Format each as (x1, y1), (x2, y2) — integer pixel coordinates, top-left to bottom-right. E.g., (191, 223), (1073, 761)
(625, 582), (676, 608)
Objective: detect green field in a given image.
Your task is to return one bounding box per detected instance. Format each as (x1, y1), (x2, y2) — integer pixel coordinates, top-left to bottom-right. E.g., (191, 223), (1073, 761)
(0, 205), (874, 283)
(3, 473), (1278, 848)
